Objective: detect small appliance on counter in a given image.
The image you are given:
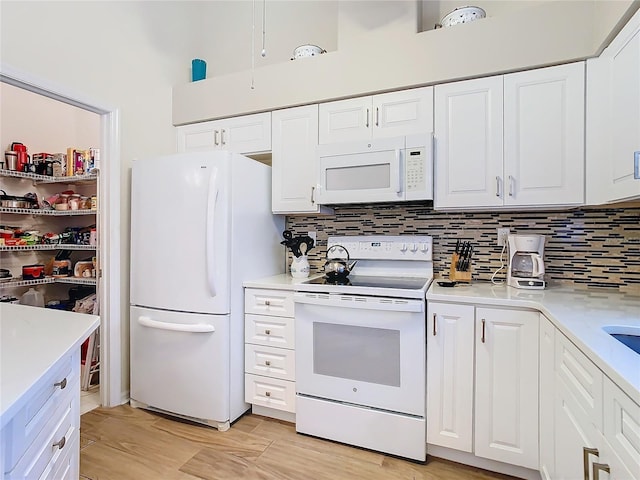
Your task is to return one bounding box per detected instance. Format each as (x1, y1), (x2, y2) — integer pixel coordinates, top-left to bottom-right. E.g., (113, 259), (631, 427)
(507, 234), (546, 289)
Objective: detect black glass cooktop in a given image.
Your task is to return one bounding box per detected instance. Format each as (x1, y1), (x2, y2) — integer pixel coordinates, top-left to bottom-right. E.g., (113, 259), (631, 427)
(306, 275), (428, 290)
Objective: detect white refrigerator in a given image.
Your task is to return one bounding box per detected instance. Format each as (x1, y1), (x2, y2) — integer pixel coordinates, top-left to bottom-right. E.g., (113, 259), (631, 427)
(129, 151), (284, 430)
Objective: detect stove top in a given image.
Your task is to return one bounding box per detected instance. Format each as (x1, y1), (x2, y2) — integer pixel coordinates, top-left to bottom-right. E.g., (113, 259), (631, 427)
(306, 275), (430, 290)
(296, 235), (434, 299)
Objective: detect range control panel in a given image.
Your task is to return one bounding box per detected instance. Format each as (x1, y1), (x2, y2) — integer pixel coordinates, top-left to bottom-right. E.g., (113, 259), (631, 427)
(327, 235), (432, 261)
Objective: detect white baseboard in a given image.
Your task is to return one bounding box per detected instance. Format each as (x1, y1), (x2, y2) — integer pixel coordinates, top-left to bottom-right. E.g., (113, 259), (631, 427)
(251, 405), (296, 423)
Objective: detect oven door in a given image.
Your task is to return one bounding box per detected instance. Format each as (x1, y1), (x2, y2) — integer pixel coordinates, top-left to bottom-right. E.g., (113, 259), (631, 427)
(294, 292), (425, 416)
(316, 136), (404, 204)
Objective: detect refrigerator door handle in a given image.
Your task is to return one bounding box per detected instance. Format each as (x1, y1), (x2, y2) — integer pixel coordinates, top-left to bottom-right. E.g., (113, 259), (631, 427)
(206, 167), (219, 297)
(138, 316), (215, 333)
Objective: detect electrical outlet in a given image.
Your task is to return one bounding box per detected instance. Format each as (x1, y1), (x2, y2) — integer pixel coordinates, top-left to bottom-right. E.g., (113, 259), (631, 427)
(307, 231), (317, 245)
(497, 228), (510, 247)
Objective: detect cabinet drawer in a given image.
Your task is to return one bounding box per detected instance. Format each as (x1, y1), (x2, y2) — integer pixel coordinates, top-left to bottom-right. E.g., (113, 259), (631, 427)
(555, 333), (603, 431)
(244, 289), (294, 317)
(245, 344), (295, 381)
(7, 391), (77, 480)
(3, 353), (76, 470)
(245, 374), (296, 413)
(604, 377), (640, 477)
(245, 314), (294, 349)
(38, 431), (78, 480)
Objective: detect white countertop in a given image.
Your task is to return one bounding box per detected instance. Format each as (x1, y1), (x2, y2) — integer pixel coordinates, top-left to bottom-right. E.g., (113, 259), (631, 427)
(427, 282), (640, 405)
(0, 304), (100, 428)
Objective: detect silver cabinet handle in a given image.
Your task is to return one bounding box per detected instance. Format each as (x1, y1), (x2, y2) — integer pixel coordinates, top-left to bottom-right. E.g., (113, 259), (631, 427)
(366, 108), (370, 128)
(496, 176), (502, 197)
(214, 130), (220, 146)
(53, 435), (66, 450)
(54, 378), (67, 390)
(265, 360), (271, 366)
(481, 319), (486, 343)
(583, 447), (599, 480)
(310, 186), (315, 204)
(375, 107), (380, 127)
(508, 175), (514, 197)
(221, 129), (226, 145)
(432, 313), (437, 336)
(264, 300), (271, 306)
(265, 329), (271, 335)
(265, 391), (271, 397)
(593, 463), (610, 480)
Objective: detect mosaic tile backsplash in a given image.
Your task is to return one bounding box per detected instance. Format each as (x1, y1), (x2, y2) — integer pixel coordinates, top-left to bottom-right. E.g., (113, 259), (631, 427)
(285, 204), (640, 295)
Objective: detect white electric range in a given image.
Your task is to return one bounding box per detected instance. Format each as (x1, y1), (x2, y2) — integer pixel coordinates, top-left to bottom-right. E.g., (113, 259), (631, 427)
(293, 235), (433, 461)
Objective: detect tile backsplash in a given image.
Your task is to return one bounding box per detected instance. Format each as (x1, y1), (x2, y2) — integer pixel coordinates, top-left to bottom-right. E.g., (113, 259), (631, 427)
(285, 203), (640, 295)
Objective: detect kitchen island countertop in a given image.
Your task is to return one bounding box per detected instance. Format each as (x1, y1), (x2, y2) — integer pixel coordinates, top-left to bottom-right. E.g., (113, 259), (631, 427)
(0, 303), (100, 428)
(427, 282), (640, 405)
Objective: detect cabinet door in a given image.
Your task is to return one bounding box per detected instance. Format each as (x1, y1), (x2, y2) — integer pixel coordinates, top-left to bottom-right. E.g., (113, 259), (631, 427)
(539, 314), (556, 480)
(176, 119), (223, 152)
(272, 105), (323, 213)
(586, 10), (640, 204)
(504, 62), (585, 206)
(426, 302), (474, 452)
(474, 307), (539, 469)
(434, 76), (504, 209)
(319, 96), (371, 144)
(176, 113), (271, 154)
(221, 112), (271, 154)
(603, 377), (640, 479)
(372, 87), (434, 139)
(555, 373), (601, 480)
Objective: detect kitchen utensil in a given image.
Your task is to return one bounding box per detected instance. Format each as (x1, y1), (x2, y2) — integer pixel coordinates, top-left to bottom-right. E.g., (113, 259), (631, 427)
(437, 280), (457, 287)
(323, 244), (357, 280)
(291, 44), (326, 60)
(439, 6), (486, 28)
(4, 151), (18, 170)
(0, 190), (39, 209)
(22, 264), (45, 280)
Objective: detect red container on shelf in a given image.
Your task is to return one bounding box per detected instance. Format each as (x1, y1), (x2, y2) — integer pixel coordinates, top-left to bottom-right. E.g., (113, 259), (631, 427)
(22, 264), (45, 280)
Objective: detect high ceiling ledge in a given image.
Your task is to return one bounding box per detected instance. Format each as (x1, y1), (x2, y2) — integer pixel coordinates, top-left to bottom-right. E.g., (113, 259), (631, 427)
(172, 0), (639, 126)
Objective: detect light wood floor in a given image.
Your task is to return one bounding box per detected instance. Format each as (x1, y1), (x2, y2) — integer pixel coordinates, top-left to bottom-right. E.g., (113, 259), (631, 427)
(80, 405), (518, 480)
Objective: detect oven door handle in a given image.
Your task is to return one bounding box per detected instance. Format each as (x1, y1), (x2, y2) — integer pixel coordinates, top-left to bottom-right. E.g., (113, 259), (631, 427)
(293, 293), (424, 312)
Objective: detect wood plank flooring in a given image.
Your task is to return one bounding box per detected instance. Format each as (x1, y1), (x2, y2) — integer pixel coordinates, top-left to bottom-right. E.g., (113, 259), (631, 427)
(80, 405), (518, 480)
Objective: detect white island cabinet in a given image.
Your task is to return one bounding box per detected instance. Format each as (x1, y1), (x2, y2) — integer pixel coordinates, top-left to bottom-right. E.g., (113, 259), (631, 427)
(0, 304), (99, 480)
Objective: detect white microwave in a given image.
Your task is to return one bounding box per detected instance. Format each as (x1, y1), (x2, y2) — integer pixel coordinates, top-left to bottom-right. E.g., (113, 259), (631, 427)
(316, 134), (433, 205)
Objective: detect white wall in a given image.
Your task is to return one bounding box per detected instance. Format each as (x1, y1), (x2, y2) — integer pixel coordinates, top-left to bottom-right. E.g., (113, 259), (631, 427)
(0, 0), (202, 399)
(0, 83), (100, 154)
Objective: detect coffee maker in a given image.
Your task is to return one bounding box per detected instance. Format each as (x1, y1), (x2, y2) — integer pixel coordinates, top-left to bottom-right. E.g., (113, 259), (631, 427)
(507, 234), (546, 289)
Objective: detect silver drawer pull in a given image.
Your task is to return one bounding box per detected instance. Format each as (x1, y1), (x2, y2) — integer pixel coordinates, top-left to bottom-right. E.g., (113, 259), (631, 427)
(265, 329), (271, 335)
(265, 360), (271, 366)
(264, 300), (271, 306)
(53, 435), (66, 450)
(265, 391), (271, 397)
(54, 378), (67, 390)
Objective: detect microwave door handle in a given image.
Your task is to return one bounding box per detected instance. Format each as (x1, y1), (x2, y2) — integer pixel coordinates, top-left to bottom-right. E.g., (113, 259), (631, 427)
(206, 167), (219, 297)
(396, 148), (402, 193)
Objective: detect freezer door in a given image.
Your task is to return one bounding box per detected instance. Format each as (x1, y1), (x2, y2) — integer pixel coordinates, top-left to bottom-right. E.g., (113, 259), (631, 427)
(131, 153), (230, 314)
(130, 306), (230, 422)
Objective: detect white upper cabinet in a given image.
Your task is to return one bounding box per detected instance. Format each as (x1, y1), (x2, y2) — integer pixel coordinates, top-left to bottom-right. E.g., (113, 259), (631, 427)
(319, 87), (433, 144)
(434, 76), (504, 209)
(271, 105), (331, 214)
(176, 112), (271, 154)
(504, 62), (585, 206)
(435, 62), (585, 210)
(587, 9), (640, 204)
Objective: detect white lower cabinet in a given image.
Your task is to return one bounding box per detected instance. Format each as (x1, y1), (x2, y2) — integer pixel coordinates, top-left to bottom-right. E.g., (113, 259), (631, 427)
(545, 318), (640, 480)
(244, 288), (295, 419)
(2, 351), (80, 480)
(427, 303), (539, 469)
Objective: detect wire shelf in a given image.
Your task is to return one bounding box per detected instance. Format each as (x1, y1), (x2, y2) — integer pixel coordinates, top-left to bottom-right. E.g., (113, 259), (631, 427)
(0, 244), (97, 252)
(0, 276), (97, 289)
(0, 207), (96, 216)
(0, 170), (97, 184)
